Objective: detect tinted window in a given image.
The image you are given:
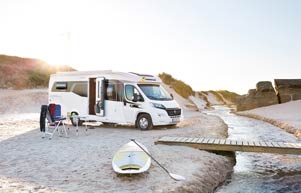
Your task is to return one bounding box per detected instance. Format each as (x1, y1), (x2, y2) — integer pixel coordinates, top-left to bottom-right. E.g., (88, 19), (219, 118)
(55, 82), (67, 90)
(51, 81), (88, 97)
(71, 83), (87, 97)
(106, 83), (117, 101)
(105, 80), (123, 101)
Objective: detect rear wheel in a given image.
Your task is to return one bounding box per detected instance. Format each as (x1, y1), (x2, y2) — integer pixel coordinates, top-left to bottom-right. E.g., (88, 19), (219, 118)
(136, 114), (153, 130)
(70, 112), (83, 126)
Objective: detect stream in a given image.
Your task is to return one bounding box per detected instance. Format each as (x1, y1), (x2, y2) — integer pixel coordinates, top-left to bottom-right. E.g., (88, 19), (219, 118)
(205, 106), (301, 193)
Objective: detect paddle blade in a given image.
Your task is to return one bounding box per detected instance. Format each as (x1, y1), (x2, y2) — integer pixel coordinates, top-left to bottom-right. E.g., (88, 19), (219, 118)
(169, 173), (186, 181)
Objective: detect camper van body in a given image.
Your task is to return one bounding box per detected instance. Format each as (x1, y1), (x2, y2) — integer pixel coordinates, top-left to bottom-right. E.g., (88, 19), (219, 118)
(48, 71), (182, 129)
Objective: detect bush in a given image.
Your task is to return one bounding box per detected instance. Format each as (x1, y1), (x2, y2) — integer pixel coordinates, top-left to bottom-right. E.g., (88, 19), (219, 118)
(159, 72), (194, 98)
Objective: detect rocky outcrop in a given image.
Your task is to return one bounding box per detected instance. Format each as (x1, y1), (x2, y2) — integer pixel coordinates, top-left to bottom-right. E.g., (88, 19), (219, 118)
(237, 81), (278, 111)
(274, 79), (301, 103)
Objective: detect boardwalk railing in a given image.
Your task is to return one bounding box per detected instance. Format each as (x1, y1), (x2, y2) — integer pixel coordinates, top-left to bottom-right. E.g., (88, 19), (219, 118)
(155, 137), (301, 155)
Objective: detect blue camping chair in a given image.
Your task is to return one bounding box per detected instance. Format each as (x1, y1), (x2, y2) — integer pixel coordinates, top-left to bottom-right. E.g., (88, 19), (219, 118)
(42, 104), (68, 139)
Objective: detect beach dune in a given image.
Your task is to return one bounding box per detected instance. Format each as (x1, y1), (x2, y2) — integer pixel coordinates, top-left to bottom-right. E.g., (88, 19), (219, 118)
(0, 89), (234, 193)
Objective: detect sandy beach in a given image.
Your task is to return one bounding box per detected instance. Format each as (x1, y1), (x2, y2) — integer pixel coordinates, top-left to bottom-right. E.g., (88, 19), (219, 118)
(0, 89), (234, 193)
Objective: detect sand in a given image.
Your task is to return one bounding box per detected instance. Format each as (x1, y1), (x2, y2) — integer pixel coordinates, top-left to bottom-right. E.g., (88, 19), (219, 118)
(237, 100), (301, 139)
(0, 89), (234, 193)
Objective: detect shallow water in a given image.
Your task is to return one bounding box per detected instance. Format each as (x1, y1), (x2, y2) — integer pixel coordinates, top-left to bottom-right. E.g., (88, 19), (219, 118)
(206, 106), (301, 193)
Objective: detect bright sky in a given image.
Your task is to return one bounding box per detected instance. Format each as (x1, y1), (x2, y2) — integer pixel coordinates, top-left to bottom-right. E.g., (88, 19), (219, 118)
(1, 0), (301, 94)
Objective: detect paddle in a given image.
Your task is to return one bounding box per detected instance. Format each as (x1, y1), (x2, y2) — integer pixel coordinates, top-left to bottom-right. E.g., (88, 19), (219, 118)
(131, 139), (186, 181)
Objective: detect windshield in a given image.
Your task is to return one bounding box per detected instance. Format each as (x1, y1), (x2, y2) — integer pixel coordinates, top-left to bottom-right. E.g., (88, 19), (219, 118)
(138, 84), (172, 101)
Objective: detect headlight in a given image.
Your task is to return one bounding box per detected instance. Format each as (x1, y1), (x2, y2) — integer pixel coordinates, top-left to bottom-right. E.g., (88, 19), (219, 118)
(151, 102), (166, 109)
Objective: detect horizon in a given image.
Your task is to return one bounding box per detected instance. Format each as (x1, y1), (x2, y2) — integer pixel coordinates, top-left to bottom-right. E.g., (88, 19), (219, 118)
(1, 0), (301, 94)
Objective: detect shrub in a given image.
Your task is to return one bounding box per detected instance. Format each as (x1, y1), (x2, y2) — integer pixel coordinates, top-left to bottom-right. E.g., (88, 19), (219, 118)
(159, 72), (194, 98)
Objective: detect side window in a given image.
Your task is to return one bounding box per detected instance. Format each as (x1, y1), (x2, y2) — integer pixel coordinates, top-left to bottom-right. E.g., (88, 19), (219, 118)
(51, 81), (88, 97)
(52, 82), (67, 91)
(106, 83), (117, 101)
(71, 83), (87, 97)
(125, 85), (134, 101)
(125, 85), (143, 102)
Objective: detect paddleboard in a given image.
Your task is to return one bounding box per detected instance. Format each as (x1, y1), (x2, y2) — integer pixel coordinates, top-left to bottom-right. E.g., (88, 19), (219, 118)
(112, 141), (151, 174)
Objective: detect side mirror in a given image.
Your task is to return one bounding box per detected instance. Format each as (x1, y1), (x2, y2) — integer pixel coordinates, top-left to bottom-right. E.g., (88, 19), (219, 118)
(133, 93), (139, 102)
(170, 93), (174, 99)
(133, 93), (143, 102)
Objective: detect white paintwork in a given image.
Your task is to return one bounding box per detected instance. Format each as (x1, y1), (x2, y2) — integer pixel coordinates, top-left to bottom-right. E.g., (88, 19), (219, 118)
(48, 70), (182, 127)
(112, 141), (151, 174)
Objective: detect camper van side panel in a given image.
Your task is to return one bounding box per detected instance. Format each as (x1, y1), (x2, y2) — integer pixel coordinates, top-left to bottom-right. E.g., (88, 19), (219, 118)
(49, 76), (89, 116)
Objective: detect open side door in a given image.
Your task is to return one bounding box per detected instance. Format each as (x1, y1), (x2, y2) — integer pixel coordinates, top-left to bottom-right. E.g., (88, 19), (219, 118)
(95, 77), (105, 116)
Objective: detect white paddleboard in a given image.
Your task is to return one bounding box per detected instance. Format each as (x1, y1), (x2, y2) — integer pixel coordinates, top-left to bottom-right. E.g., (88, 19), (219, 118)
(112, 141), (151, 174)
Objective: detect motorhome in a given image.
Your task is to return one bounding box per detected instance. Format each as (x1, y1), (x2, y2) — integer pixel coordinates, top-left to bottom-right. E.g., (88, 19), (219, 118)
(48, 71), (182, 130)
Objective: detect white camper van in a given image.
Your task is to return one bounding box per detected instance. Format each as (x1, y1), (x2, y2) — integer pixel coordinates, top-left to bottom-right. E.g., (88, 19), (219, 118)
(48, 71), (182, 130)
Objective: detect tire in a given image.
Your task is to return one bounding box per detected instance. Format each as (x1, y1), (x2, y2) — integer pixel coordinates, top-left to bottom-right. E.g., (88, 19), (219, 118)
(70, 112), (83, 126)
(136, 114), (153, 130)
(40, 105), (48, 132)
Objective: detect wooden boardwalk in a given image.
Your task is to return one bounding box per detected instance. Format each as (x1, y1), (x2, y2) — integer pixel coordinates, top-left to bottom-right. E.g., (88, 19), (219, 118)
(155, 137), (301, 155)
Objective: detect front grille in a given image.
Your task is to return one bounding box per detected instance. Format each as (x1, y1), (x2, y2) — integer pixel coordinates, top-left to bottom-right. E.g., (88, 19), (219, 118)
(166, 108), (181, 116)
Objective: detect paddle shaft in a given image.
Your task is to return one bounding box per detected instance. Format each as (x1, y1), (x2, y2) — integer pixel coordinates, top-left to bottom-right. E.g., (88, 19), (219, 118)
(131, 139), (170, 175)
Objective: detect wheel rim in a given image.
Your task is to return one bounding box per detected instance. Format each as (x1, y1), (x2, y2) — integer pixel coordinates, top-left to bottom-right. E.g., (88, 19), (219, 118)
(139, 117), (149, 129)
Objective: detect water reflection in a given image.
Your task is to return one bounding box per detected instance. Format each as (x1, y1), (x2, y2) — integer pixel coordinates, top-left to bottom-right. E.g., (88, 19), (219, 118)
(206, 106), (301, 193)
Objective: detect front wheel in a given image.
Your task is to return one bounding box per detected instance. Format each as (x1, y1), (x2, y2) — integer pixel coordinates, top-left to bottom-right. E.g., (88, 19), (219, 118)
(136, 114), (153, 130)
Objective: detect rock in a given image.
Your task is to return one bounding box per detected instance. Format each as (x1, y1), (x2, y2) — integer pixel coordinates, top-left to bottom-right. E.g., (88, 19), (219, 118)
(274, 79), (301, 103)
(247, 89), (256, 96)
(237, 81), (278, 111)
(256, 81), (275, 92)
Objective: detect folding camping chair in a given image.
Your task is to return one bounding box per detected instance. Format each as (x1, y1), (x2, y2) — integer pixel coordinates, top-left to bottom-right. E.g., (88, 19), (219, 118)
(42, 104), (68, 139)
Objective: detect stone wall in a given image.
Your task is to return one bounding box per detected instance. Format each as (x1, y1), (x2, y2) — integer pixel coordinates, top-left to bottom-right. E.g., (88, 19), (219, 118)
(237, 81), (278, 111)
(274, 79), (301, 103)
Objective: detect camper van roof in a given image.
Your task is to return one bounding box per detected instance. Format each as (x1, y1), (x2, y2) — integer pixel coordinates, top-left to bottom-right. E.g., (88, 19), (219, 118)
(53, 70), (162, 83)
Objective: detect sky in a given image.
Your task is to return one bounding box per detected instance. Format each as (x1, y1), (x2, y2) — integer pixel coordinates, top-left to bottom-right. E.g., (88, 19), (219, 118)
(0, 0), (301, 94)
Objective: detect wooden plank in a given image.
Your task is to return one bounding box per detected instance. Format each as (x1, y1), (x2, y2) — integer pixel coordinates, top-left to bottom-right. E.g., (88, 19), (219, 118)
(282, 142), (296, 148)
(254, 141), (261, 146)
(183, 138), (191, 142)
(175, 137), (182, 142)
(213, 139), (221, 144)
(279, 142), (293, 148)
(225, 139), (231, 145)
(287, 143), (299, 148)
(183, 137), (192, 143)
(178, 137), (185, 142)
(248, 141), (255, 146)
(242, 140), (249, 146)
(203, 138), (211, 143)
(207, 138), (215, 144)
(158, 136), (169, 141)
(265, 141), (274, 147)
(291, 143), (301, 148)
(164, 136), (175, 141)
(166, 136), (177, 141)
(258, 141), (268, 147)
(236, 140), (243, 146)
(197, 138), (205, 143)
(271, 142), (281, 147)
(276, 142), (287, 148)
(220, 139), (226, 144)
